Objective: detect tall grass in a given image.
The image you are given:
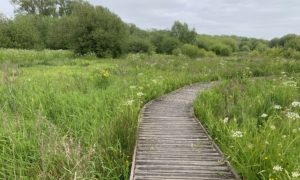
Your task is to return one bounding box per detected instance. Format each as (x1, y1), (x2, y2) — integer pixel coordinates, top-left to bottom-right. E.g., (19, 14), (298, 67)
(194, 76), (300, 179)
(0, 49), (300, 179)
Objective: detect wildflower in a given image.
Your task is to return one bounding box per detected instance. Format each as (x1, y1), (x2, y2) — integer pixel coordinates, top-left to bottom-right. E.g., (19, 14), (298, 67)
(270, 125), (276, 130)
(124, 100), (134, 106)
(264, 156), (268, 160)
(273, 165), (283, 172)
(137, 92), (144, 97)
(130, 85), (137, 89)
(261, 113), (268, 118)
(283, 81), (297, 87)
(291, 101), (300, 108)
(286, 112), (300, 120)
(223, 117), (229, 123)
(274, 105), (282, 110)
(292, 171), (300, 178)
(231, 131), (243, 138)
(101, 69), (110, 78)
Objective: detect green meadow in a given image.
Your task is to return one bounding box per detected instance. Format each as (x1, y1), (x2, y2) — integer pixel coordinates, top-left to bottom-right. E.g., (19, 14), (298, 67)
(0, 49), (299, 179)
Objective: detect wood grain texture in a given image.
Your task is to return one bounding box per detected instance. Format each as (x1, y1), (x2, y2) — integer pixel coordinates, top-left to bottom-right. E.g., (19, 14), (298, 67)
(130, 82), (240, 180)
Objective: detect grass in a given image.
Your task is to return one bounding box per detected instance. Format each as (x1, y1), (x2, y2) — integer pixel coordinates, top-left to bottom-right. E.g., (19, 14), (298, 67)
(0, 49), (300, 179)
(194, 76), (300, 179)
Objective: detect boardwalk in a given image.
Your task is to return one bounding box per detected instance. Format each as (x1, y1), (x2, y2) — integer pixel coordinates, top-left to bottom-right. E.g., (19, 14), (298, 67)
(130, 83), (240, 180)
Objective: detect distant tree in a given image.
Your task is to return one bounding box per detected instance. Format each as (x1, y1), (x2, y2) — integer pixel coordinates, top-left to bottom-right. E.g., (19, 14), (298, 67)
(11, 0), (57, 16)
(278, 34), (297, 47)
(269, 37), (280, 48)
(70, 3), (128, 57)
(0, 15), (12, 48)
(7, 15), (42, 49)
(10, 0), (83, 17)
(46, 16), (76, 49)
(171, 21), (197, 44)
(284, 37), (300, 51)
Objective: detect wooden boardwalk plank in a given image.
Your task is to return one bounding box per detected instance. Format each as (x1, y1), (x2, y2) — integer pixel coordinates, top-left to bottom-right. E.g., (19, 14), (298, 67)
(130, 82), (240, 180)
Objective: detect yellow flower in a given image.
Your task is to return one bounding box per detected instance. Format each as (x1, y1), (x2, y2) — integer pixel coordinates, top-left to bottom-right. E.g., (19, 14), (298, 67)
(264, 156), (268, 160)
(101, 69), (111, 78)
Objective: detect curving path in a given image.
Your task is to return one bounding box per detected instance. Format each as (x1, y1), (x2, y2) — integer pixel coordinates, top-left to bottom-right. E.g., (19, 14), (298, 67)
(130, 82), (240, 180)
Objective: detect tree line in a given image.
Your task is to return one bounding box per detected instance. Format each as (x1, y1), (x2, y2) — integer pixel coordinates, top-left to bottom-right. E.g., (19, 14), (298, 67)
(0, 0), (300, 59)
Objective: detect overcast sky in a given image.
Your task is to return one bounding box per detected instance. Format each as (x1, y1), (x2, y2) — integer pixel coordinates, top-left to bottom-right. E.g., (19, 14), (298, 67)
(1, 0), (300, 39)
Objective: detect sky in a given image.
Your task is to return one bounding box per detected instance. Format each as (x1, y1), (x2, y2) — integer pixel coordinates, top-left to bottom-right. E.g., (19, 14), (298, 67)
(1, 0), (300, 40)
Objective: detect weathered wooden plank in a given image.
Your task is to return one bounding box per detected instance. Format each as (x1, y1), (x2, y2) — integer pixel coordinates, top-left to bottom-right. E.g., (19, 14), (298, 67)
(130, 83), (240, 180)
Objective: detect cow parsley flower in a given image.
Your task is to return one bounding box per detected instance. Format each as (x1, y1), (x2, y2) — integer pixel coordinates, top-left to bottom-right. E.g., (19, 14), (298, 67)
(292, 171), (300, 178)
(286, 112), (300, 120)
(137, 92), (144, 97)
(274, 105), (282, 110)
(223, 117), (229, 124)
(124, 100), (134, 106)
(291, 101), (300, 108)
(273, 165), (283, 172)
(231, 131), (243, 138)
(261, 113), (268, 118)
(270, 125), (276, 130)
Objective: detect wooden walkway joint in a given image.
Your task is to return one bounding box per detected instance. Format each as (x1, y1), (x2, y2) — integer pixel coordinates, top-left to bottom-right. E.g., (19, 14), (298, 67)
(130, 82), (240, 180)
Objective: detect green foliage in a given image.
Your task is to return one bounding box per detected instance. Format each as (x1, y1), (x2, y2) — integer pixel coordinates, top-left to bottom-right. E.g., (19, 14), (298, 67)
(211, 43), (232, 56)
(181, 44), (204, 58)
(171, 21), (197, 44)
(194, 78), (300, 179)
(7, 15), (43, 49)
(10, 0), (78, 17)
(70, 3), (128, 58)
(150, 31), (180, 54)
(46, 16), (76, 49)
(127, 38), (152, 54)
(1, 49), (300, 179)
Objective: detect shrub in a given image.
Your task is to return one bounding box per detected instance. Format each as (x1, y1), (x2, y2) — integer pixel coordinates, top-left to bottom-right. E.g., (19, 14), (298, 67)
(160, 37), (180, 54)
(181, 44), (205, 58)
(71, 3), (128, 58)
(240, 45), (251, 52)
(127, 38), (152, 54)
(211, 44), (232, 56)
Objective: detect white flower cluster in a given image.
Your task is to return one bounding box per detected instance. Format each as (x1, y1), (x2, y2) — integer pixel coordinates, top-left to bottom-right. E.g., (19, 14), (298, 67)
(292, 171), (300, 178)
(124, 100), (134, 106)
(137, 92), (144, 97)
(261, 113), (268, 118)
(286, 112), (300, 120)
(273, 105), (282, 110)
(231, 131), (243, 138)
(273, 165), (283, 172)
(291, 101), (300, 108)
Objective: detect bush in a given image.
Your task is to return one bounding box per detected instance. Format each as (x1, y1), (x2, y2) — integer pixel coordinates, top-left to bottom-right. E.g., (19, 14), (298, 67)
(127, 38), (152, 54)
(47, 16), (76, 49)
(181, 44), (205, 58)
(3, 15), (43, 49)
(160, 37), (180, 54)
(71, 3), (128, 58)
(240, 45), (251, 52)
(211, 44), (232, 56)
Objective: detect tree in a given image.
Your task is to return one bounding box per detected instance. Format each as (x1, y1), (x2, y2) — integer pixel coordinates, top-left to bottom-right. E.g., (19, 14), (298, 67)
(11, 0), (57, 16)
(10, 0), (82, 17)
(171, 21), (197, 44)
(70, 3), (128, 57)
